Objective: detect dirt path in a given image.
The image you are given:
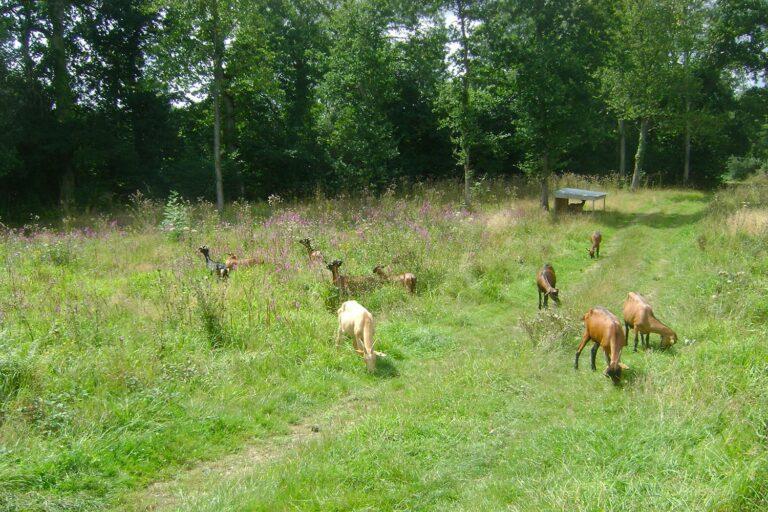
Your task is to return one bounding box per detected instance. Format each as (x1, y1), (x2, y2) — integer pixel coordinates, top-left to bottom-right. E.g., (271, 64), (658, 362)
(128, 392), (376, 511)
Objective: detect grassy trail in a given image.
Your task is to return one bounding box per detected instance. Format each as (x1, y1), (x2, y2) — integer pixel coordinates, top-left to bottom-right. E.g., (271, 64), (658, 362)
(123, 191), (766, 511)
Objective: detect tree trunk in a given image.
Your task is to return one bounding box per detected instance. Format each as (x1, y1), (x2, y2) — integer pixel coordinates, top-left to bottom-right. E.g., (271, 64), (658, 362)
(683, 99), (691, 184)
(49, 0), (75, 212)
(457, 0), (472, 208)
(631, 118), (649, 192)
(211, 0), (225, 213)
(618, 119), (626, 177)
(222, 91), (244, 199)
(21, 1), (34, 82)
(540, 151), (550, 210)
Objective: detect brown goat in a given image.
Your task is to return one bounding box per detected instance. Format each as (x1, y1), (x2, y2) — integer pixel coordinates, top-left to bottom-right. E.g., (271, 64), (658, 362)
(536, 263), (560, 309)
(623, 292), (678, 351)
(575, 307), (628, 384)
(372, 265), (416, 294)
(588, 231), (602, 259)
(225, 253), (265, 271)
(327, 260), (377, 293)
(298, 238), (325, 265)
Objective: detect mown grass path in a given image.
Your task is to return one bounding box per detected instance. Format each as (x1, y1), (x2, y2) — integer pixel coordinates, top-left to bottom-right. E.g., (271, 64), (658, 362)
(126, 191), (768, 511)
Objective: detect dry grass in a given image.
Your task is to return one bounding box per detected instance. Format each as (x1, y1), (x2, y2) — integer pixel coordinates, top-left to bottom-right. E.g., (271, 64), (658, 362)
(726, 207), (768, 236)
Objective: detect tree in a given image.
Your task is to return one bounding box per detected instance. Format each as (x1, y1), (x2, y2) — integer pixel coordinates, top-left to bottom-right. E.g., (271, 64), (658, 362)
(316, 0), (399, 189)
(599, 0), (681, 191)
(48, 0), (77, 210)
(434, 0), (483, 208)
(483, 0), (610, 208)
(151, 0), (239, 212)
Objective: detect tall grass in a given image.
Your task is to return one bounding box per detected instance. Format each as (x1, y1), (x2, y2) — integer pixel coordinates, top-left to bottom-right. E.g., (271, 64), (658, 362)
(1, 176), (767, 511)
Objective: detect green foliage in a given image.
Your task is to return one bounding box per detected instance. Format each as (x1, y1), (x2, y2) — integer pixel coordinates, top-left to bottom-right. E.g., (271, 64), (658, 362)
(160, 191), (191, 240)
(40, 240), (77, 266)
(726, 155), (765, 180)
(0, 0), (765, 216)
(0, 352), (30, 410)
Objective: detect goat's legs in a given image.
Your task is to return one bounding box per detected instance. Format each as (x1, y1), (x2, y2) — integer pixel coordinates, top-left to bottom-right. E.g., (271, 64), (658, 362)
(538, 290), (542, 310)
(633, 327), (640, 352)
(590, 343), (599, 371)
(575, 331), (591, 369)
(335, 327), (343, 348)
(354, 336), (365, 354)
(625, 322), (630, 343)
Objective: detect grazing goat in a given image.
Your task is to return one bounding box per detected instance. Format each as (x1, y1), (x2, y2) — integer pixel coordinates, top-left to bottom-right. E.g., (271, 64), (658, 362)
(536, 263), (560, 309)
(336, 300), (381, 372)
(588, 231), (602, 259)
(298, 238), (325, 265)
(622, 292), (678, 351)
(327, 260), (377, 293)
(372, 265), (416, 294)
(568, 200), (586, 213)
(225, 253), (264, 271)
(575, 307), (628, 384)
(198, 246), (229, 278)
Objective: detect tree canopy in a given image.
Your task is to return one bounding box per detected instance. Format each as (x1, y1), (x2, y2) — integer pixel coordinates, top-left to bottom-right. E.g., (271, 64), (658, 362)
(0, 0), (765, 218)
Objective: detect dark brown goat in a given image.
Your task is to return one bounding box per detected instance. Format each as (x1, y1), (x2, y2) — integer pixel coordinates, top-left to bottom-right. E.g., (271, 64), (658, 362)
(536, 263), (560, 309)
(588, 231), (602, 259)
(327, 260), (377, 293)
(298, 238), (325, 265)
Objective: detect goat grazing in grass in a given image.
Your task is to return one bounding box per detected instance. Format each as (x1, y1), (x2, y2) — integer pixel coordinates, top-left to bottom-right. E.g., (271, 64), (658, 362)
(575, 307), (628, 384)
(225, 253), (264, 271)
(536, 263), (560, 309)
(327, 259), (377, 293)
(372, 265), (416, 294)
(198, 246), (229, 278)
(298, 238), (325, 265)
(336, 300), (382, 372)
(622, 292), (678, 351)
(588, 231), (602, 259)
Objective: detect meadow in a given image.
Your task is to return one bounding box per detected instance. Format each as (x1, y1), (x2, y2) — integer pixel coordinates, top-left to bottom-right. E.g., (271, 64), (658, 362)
(1, 176), (768, 511)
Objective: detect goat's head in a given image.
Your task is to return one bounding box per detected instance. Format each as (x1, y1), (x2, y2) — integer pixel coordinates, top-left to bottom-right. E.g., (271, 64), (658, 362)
(606, 363), (622, 384)
(327, 259), (342, 272)
(364, 351), (377, 373)
(549, 288), (561, 305)
(372, 265), (385, 276)
(298, 238), (311, 248)
(198, 246), (210, 257)
(588, 247), (596, 258)
(661, 331), (678, 348)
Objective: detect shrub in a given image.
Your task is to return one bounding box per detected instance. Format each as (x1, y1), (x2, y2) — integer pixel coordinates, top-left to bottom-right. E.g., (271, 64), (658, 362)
(726, 156), (763, 181)
(192, 280), (237, 348)
(159, 191), (191, 240)
(41, 240), (77, 266)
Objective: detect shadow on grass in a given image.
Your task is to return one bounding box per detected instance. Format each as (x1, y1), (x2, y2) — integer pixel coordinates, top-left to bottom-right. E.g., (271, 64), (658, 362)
(373, 357), (399, 378)
(590, 209), (708, 230)
(617, 364), (645, 387)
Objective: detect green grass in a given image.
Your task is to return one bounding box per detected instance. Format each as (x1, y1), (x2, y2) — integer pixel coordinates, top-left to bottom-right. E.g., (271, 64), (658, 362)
(2, 176), (768, 511)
